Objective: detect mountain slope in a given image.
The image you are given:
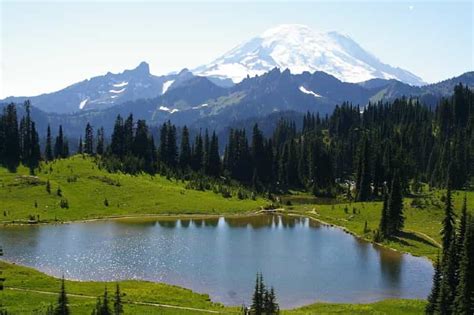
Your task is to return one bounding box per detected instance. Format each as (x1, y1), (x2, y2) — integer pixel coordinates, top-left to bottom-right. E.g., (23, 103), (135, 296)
(193, 24), (425, 86)
(1, 62), (194, 114)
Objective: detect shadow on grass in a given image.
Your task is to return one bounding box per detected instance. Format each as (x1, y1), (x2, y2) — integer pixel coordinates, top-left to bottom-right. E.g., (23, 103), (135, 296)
(389, 231), (439, 248)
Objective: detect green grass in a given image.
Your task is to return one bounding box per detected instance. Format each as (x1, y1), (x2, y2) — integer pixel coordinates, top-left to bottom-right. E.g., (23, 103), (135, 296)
(0, 156), (265, 223)
(283, 299), (426, 314)
(0, 261), (237, 314)
(0, 261), (427, 314)
(2, 157), (473, 313)
(286, 190), (473, 260)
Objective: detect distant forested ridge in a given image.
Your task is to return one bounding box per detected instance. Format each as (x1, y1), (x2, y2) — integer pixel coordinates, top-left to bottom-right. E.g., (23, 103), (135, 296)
(0, 84), (472, 196)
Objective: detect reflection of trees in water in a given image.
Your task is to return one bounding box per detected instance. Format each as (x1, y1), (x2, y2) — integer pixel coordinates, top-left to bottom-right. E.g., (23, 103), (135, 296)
(225, 215), (273, 228)
(180, 219), (190, 228)
(192, 219), (204, 227)
(354, 237), (370, 262)
(204, 218), (219, 227)
(280, 216), (298, 228)
(379, 248), (403, 287)
(224, 215), (304, 229)
(114, 220), (157, 228)
(157, 220), (177, 228)
(308, 218), (321, 228)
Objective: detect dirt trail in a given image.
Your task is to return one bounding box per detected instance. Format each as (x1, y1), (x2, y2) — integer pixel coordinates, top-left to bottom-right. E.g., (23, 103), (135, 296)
(5, 287), (225, 313)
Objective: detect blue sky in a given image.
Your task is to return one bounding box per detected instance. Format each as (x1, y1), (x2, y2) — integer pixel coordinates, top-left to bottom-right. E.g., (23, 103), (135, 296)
(1, 1), (472, 98)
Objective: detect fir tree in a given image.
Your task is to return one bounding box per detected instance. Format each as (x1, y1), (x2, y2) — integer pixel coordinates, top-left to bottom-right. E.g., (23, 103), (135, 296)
(355, 135), (371, 201)
(179, 126), (191, 170)
(438, 238), (457, 315)
(1, 104), (20, 171)
(113, 283), (123, 315)
(378, 189), (389, 239)
(84, 123), (94, 155)
(426, 254), (442, 314)
(100, 287), (112, 315)
(387, 172), (404, 235)
(453, 215), (474, 315)
(78, 137), (83, 154)
(45, 124), (53, 161)
(0, 247), (4, 291)
(207, 131), (220, 177)
(54, 276), (69, 315)
(251, 273), (264, 315)
(96, 127), (105, 155)
(441, 187), (456, 257)
(110, 115), (124, 157)
(46, 179), (51, 194)
(54, 125), (65, 159)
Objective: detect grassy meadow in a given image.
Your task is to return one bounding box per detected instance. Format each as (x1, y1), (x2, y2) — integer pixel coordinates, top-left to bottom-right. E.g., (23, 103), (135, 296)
(0, 261), (426, 314)
(1, 156), (473, 314)
(284, 190), (473, 260)
(0, 156), (264, 223)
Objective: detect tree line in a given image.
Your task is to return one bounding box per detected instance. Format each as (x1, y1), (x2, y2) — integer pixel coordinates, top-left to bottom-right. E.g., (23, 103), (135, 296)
(43, 277), (123, 315)
(426, 187), (474, 314)
(1, 84), (472, 199)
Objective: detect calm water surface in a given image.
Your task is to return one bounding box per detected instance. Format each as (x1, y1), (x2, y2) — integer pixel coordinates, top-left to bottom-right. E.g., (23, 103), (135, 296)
(0, 215), (433, 308)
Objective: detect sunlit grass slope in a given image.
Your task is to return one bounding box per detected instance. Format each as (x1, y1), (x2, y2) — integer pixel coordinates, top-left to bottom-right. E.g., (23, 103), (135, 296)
(0, 156), (264, 223)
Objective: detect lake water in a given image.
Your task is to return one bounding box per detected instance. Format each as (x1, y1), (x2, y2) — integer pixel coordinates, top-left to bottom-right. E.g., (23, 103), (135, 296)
(0, 215), (433, 308)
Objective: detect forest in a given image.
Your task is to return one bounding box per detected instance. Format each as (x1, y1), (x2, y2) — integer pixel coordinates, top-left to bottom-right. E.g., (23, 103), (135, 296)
(1, 84), (472, 196)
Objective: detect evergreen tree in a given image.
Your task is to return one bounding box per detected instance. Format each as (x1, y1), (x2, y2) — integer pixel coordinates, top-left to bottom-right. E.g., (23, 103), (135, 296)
(45, 124), (54, 161)
(264, 287), (279, 314)
(192, 133), (204, 172)
(46, 180), (51, 194)
(123, 114), (134, 156)
(387, 172), (404, 235)
(78, 137), (83, 154)
(441, 187), (456, 256)
(100, 287), (112, 315)
(28, 121), (41, 174)
(93, 296), (102, 315)
(378, 189), (389, 239)
(179, 126), (191, 170)
(207, 131), (220, 177)
(1, 104), (20, 171)
(453, 215), (474, 314)
(96, 127), (105, 155)
(438, 239), (457, 314)
(456, 196), (468, 260)
(251, 273), (263, 315)
(0, 247), (4, 291)
(113, 284), (123, 315)
(110, 115), (125, 157)
(426, 254), (442, 314)
(84, 123), (94, 155)
(355, 135), (371, 201)
(54, 125), (65, 159)
(54, 276), (69, 315)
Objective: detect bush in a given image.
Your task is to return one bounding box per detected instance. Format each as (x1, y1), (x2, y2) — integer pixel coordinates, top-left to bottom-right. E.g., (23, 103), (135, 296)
(60, 199), (69, 209)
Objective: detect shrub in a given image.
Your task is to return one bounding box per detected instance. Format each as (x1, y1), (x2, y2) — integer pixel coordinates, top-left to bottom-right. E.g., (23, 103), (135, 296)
(60, 199), (69, 209)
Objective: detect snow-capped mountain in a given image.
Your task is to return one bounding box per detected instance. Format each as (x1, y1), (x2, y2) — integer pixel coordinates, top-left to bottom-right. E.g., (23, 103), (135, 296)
(1, 62), (194, 114)
(193, 24), (425, 86)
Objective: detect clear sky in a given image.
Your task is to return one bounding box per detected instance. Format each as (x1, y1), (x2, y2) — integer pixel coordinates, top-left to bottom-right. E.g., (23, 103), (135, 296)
(0, 0), (472, 98)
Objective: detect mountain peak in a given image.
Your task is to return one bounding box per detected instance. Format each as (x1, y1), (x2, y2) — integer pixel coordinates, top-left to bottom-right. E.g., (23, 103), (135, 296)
(261, 24), (314, 37)
(194, 25), (424, 86)
(132, 61), (150, 75)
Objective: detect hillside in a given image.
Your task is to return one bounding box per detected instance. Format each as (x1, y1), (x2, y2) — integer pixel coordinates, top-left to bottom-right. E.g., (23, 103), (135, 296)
(0, 156), (264, 223)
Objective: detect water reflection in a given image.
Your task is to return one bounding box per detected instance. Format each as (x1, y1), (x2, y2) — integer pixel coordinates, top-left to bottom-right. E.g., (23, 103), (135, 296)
(0, 215), (433, 308)
(379, 247), (403, 288)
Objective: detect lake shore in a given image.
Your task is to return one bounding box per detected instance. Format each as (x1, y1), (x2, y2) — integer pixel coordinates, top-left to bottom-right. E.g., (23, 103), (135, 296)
(1, 208), (438, 264)
(1, 253), (428, 314)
